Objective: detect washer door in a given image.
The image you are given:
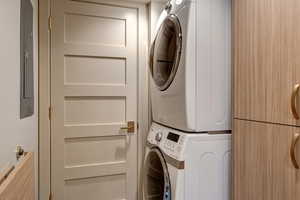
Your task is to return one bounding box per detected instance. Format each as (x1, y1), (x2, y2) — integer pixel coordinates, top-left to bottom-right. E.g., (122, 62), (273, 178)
(143, 148), (171, 200)
(150, 14), (182, 91)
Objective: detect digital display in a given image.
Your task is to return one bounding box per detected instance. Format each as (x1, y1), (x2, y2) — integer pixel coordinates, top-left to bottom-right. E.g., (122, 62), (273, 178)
(167, 132), (180, 143)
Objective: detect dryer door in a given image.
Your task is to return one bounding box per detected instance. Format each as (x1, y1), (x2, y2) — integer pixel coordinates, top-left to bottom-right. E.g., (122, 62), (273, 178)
(150, 14), (182, 91)
(143, 148), (171, 200)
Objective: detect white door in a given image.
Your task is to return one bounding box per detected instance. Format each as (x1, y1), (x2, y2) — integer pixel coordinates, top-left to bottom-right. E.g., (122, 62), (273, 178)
(51, 0), (138, 199)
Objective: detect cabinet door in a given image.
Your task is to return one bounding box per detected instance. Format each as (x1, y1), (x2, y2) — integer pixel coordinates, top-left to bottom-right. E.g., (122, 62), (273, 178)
(233, 120), (300, 200)
(233, 0), (300, 125)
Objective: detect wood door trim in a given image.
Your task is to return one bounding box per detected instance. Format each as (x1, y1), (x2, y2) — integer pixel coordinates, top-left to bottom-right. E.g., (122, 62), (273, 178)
(38, 1), (149, 199)
(38, 0), (51, 199)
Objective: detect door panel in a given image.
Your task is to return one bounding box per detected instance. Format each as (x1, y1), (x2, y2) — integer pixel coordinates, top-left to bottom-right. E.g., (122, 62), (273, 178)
(64, 136), (126, 166)
(64, 13), (126, 46)
(233, 0), (300, 125)
(64, 56), (126, 85)
(65, 174), (126, 200)
(51, 1), (138, 199)
(64, 97), (126, 124)
(233, 120), (300, 200)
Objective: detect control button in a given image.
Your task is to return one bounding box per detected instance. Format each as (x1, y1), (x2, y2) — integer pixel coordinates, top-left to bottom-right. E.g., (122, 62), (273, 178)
(155, 132), (163, 142)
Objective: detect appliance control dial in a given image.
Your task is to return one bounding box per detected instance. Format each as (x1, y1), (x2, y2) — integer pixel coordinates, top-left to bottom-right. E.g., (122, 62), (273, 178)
(155, 132), (163, 142)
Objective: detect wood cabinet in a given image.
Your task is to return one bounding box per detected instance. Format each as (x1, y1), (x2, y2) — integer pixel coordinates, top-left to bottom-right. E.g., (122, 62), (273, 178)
(233, 0), (300, 199)
(233, 120), (300, 200)
(233, 0), (300, 126)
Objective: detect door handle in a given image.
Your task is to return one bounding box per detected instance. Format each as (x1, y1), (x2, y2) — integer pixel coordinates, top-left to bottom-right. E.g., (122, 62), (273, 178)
(120, 121), (135, 133)
(290, 133), (300, 169)
(291, 84), (300, 120)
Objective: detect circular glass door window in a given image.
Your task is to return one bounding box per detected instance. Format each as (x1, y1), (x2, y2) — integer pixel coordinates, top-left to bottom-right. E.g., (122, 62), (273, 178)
(143, 148), (171, 200)
(150, 14), (182, 91)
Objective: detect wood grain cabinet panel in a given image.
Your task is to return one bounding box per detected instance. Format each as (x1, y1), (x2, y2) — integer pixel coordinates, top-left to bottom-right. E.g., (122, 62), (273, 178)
(233, 0), (300, 126)
(0, 153), (35, 199)
(233, 120), (300, 200)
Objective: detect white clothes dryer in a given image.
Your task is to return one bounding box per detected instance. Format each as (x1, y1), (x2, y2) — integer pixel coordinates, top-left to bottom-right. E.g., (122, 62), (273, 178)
(149, 0), (232, 132)
(143, 122), (231, 200)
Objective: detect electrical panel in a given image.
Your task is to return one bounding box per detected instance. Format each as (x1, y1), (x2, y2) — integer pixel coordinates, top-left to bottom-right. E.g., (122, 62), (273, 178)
(20, 0), (34, 118)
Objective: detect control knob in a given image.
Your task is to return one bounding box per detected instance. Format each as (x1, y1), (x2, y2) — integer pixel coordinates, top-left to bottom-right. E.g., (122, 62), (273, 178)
(155, 132), (163, 142)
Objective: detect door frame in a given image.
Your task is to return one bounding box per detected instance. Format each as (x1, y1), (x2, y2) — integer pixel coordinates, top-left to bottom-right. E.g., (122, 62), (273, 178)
(38, 0), (149, 199)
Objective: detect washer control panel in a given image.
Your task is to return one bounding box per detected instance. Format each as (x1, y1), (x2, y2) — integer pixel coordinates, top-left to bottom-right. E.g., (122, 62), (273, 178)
(163, 132), (186, 159)
(147, 123), (187, 160)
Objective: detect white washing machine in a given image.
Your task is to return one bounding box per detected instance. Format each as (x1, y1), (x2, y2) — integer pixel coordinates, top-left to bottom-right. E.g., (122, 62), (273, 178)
(143, 123), (231, 200)
(149, 0), (232, 132)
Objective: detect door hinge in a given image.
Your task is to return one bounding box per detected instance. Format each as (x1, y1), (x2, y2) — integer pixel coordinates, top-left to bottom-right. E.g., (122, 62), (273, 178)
(48, 16), (52, 31)
(48, 106), (52, 120)
(49, 193), (53, 200)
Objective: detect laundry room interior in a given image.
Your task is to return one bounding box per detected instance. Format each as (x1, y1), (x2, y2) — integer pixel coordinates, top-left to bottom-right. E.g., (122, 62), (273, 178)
(1, 0), (300, 199)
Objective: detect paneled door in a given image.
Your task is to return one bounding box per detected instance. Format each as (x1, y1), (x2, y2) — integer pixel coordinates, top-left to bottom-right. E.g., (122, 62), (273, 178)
(234, 120), (300, 200)
(51, 0), (138, 199)
(234, 0), (300, 126)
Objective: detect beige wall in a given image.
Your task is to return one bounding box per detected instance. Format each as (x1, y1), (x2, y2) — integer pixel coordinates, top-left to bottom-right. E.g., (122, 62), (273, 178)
(0, 0), (38, 197)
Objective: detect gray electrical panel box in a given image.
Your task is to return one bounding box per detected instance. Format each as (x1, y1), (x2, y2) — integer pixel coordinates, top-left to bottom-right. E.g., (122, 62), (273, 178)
(20, 0), (34, 119)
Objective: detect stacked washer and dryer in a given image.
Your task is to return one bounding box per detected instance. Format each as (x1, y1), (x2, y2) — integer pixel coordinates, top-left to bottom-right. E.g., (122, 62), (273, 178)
(143, 0), (231, 200)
